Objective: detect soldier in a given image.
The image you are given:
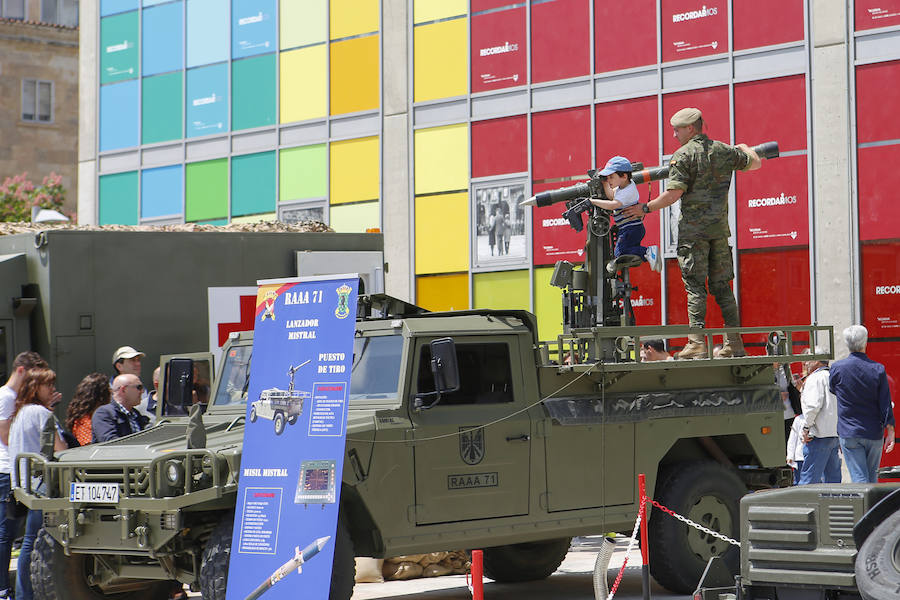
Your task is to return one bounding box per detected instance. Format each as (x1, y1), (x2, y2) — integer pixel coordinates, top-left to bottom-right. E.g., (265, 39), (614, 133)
(624, 107), (763, 359)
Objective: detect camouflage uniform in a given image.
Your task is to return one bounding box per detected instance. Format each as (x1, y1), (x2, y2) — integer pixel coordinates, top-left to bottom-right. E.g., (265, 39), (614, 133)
(666, 133), (751, 329)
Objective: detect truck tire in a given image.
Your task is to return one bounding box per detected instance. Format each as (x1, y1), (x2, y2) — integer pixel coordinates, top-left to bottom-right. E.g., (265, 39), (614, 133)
(288, 415), (298, 425)
(199, 512), (356, 600)
(855, 508), (900, 600)
(249, 406), (257, 422)
(649, 461), (745, 594)
(481, 538), (571, 582)
(30, 528), (171, 600)
(274, 412), (286, 435)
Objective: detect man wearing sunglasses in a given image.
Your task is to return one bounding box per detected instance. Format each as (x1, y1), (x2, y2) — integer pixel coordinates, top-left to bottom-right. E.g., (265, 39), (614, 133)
(92, 374), (149, 442)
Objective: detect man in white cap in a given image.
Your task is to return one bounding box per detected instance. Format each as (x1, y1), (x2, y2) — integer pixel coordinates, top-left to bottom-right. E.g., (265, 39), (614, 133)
(112, 345), (154, 422)
(624, 107), (766, 359)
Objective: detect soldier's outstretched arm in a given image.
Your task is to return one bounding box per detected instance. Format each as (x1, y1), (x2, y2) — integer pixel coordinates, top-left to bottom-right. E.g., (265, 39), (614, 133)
(622, 188), (683, 218)
(736, 143), (762, 171)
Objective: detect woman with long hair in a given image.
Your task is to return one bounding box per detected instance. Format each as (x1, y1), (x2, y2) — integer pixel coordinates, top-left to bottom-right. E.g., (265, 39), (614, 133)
(9, 367), (66, 600)
(66, 373), (111, 446)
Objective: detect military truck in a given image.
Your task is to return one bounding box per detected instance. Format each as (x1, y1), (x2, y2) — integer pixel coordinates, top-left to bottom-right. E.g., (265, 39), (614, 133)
(249, 361), (311, 435)
(15, 145), (823, 599)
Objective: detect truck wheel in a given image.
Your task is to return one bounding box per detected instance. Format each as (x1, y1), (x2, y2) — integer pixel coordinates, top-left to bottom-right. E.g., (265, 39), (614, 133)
(855, 508), (900, 600)
(648, 461), (745, 594)
(481, 538), (571, 582)
(30, 528), (171, 600)
(249, 406), (257, 422)
(199, 512), (356, 600)
(274, 412), (286, 435)
(288, 415), (298, 425)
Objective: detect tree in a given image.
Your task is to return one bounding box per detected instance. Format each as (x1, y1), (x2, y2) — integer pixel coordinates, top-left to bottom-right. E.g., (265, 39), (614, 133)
(0, 172), (69, 222)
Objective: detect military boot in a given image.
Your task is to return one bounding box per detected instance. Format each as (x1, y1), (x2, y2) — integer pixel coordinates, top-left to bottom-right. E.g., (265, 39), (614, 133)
(718, 333), (747, 358)
(676, 335), (707, 360)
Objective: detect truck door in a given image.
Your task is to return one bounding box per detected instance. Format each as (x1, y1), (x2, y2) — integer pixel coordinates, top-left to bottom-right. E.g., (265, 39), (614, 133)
(408, 337), (531, 525)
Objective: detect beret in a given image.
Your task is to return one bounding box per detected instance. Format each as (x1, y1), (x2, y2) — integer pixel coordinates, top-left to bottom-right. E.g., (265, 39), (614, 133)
(670, 107), (702, 127)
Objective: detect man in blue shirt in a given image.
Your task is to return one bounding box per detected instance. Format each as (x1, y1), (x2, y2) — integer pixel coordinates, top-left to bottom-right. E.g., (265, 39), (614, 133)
(829, 325), (896, 482)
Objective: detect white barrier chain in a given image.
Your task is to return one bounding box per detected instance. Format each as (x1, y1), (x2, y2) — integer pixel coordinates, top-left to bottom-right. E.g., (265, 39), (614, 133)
(648, 498), (739, 547)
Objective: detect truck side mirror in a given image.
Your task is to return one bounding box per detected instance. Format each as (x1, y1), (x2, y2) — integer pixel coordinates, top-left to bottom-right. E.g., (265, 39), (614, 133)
(414, 338), (460, 411)
(166, 358), (194, 413)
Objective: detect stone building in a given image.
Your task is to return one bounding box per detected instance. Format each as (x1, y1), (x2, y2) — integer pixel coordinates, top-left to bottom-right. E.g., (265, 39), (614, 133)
(0, 0), (78, 214)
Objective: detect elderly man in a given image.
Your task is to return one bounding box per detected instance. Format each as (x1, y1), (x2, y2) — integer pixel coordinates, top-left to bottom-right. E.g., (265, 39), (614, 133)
(797, 348), (842, 484)
(624, 108), (764, 359)
(92, 374), (149, 442)
(640, 339), (672, 362)
(830, 325), (895, 483)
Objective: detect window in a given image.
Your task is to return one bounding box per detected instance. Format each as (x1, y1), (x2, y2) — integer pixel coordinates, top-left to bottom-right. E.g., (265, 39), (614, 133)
(417, 342), (514, 405)
(22, 80), (53, 123)
(41, 0), (78, 26)
(1, 0), (25, 19)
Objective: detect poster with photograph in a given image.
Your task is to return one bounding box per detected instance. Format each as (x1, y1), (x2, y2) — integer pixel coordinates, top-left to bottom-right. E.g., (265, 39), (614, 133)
(471, 179), (529, 270)
(279, 200), (328, 225)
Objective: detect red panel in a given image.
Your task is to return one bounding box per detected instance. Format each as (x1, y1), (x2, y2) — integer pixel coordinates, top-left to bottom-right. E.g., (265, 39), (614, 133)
(532, 181), (588, 266)
(855, 0), (900, 30)
(662, 86), (729, 155)
(472, 0), (512, 11)
(861, 242), (900, 337)
(531, 106), (592, 180)
(532, 0), (590, 83)
(661, 0), (728, 62)
(594, 0), (656, 72)
(856, 61), (900, 144)
(665, 257), (726, 329)
(471, 7), (527, 93)
(735, 155), (809, 250)
(734, 76), (807, 153)
(471, 116), (528, 178)
(595, 96), (659, 172)
(858, 144), (900, 242)
(738, 248), (811, 349)
(865, 340), (900, 472)
(629, 266), (663, 326)
(733, 0), (804, 50)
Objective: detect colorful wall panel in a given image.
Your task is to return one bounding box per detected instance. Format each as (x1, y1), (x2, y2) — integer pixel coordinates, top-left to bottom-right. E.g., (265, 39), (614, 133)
(532, 181), (586, 266)
(662, 86), (729, 155)
(232, 152), (276, 216)
(101, 11), (139, 84)
(141, 165), (183, 219)
(102, 0), (138, 16)
(531, 0), (590, 84)
(733, 0), (804, 50)
(186, 0), (230, 68)
(142, 1), (183, 76)
(280, 145), (327, 201)
(186, 63), (228, 138)
(472, 116), (528, 178)
(99, 171), (139, 225)
(856, 60), (900, 144)
(414, 124), (468, 195)
(858, 144), (900, 242)
(734, 156), (809, 249)
(414, 18), (468, 102)
(661, 0), (728, 62)
(142, 72), (183, 144)
(330, 201), (380, 232)
(280, 0), (326, 49)
(415, 192), (469, 275)
(185, 159), (228, 221)
(533, 267), (563, 341)
(232, 54), (277, 130)
(330, 35), (380, 115)
(232, 0), (277, 59)
(595, 96), (659, 171)
(855, 0), (900, 30)
(473, 270), (530, 311)
(532, 107), (591, 180)
(414, 0), (466, 24)
(861, 242), (900, 338)
(330, 0), (379, 39)
(100, 79), (139, 151)
(281, 46), (328, 123)
(734, 75), (807, 153)
(471, 6), (526, 93)
(330, 137), (379, 204)
(416, 273), (469, 312)
(594, 0), (656, 72)
(738, 248), (810, 347)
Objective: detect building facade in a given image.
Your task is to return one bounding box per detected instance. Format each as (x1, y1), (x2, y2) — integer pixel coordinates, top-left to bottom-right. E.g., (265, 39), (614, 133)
(0, 0), (79, 213)
(78, 1), (900, 373)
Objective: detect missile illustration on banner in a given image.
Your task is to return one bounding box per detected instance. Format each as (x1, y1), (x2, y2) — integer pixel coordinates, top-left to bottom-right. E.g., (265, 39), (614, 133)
(243, 536), (331, 600)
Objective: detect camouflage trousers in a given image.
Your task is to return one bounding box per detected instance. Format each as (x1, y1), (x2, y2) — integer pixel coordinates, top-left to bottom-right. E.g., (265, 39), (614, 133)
(676, 237), (739, 329)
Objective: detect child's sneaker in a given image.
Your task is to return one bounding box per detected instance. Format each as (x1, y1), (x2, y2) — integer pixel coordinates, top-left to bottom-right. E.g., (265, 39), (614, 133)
(645, 245), (662, 272)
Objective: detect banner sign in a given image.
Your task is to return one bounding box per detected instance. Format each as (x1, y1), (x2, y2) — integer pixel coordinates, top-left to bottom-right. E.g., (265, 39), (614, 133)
(225, 275), (359, 600)
(531, 182), (587, 266)
(470, 7), (526, 93)
(661, 0), (727, 62)
(232, 0), (277, 59)
(855, 0), (900, 30)
(862, 243), (900, 338)
(735, 155), (808, 250)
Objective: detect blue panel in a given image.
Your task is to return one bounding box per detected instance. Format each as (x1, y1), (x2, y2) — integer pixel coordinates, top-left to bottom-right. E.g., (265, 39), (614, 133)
(101, 0), (138, 16)
(100, 80), (139, 151)
(186, 0), (230, 67)
(186, 63), (229, 137)
(141, 165), (183, 218)
(231, 0), (276, 59)
(143, 0), (173, 5)
(142, 1), (184, 76)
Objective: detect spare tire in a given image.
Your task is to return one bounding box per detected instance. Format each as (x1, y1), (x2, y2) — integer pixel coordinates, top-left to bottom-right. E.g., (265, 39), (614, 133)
(482, 538), (571, 582)
(856, 508), (900, 600)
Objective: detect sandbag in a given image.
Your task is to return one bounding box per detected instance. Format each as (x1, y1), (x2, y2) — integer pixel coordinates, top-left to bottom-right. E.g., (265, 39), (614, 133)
(383, 561), (423, 581)
(354, 557), (385, 583)
(423, 563), (452, 578)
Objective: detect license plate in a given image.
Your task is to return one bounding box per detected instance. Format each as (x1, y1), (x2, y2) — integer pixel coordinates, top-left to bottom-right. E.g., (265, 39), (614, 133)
(69, 482), (120, 504)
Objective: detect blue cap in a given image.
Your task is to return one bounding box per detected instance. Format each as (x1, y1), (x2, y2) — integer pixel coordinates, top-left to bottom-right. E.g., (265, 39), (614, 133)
(599, 156), (633, 176)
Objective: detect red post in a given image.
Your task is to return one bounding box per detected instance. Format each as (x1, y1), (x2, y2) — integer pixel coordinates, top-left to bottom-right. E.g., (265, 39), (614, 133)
(471, 549), (484, 600)
(638, 473), (651, 600)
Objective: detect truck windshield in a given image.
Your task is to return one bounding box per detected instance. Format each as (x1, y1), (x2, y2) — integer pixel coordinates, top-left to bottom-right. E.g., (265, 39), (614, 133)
(350, 335), (403, 402)
(213, 344), (252, 406)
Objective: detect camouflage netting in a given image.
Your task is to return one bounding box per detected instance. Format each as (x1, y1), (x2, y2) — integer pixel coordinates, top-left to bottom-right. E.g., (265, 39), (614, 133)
(0, 220), (334, 236)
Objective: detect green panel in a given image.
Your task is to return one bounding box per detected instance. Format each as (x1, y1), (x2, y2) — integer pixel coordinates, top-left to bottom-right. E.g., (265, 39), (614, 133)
(232, 152), (276, 217)
(533, 267), (563, 341)
(196, 218), (228, 225)
(232, 54), (277, 131)
(98, 171), (139, 225)
(100, 11), (139, 84)
(473, 270), (530, 311)
(185, 159), (228, 221)
(279, 145), (327, 200)
(142, 72), (183, 144)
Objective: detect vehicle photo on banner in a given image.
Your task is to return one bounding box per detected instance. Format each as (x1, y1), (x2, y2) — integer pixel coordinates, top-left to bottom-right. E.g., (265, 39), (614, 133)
(225, 275), (358, 600)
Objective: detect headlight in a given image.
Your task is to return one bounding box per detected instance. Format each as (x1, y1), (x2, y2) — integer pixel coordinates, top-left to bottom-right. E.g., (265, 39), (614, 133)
(165, 460), (184, 485)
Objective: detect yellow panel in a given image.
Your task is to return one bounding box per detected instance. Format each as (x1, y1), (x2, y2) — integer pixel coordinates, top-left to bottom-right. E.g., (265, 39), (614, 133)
(330, 36), (379, 115)
(415, 192), (468, 274)
(330, 0), (379, 39)
(414, 0), (466, 23)
(280, 0), (326, 49)
(416, 273), (469, 311)
(414, 18), (467, 103)
(533, 267), (564, 342)
(330, 201), (380, 232)
(232, 212), (277, 224)
(414, 123), (468, 195)
(330, 136), (379, 204)
(280, 46), (327, 123)
(473, 271), (530, 311)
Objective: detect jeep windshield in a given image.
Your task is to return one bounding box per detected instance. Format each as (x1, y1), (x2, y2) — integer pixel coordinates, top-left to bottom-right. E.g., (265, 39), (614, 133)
(213, 344), (252, 405)
(350, 334), (403, 402)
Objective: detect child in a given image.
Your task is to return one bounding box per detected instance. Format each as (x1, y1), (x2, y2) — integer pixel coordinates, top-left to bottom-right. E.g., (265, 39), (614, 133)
(589, 155), (662, 272)
(786, 412), (806, 484)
